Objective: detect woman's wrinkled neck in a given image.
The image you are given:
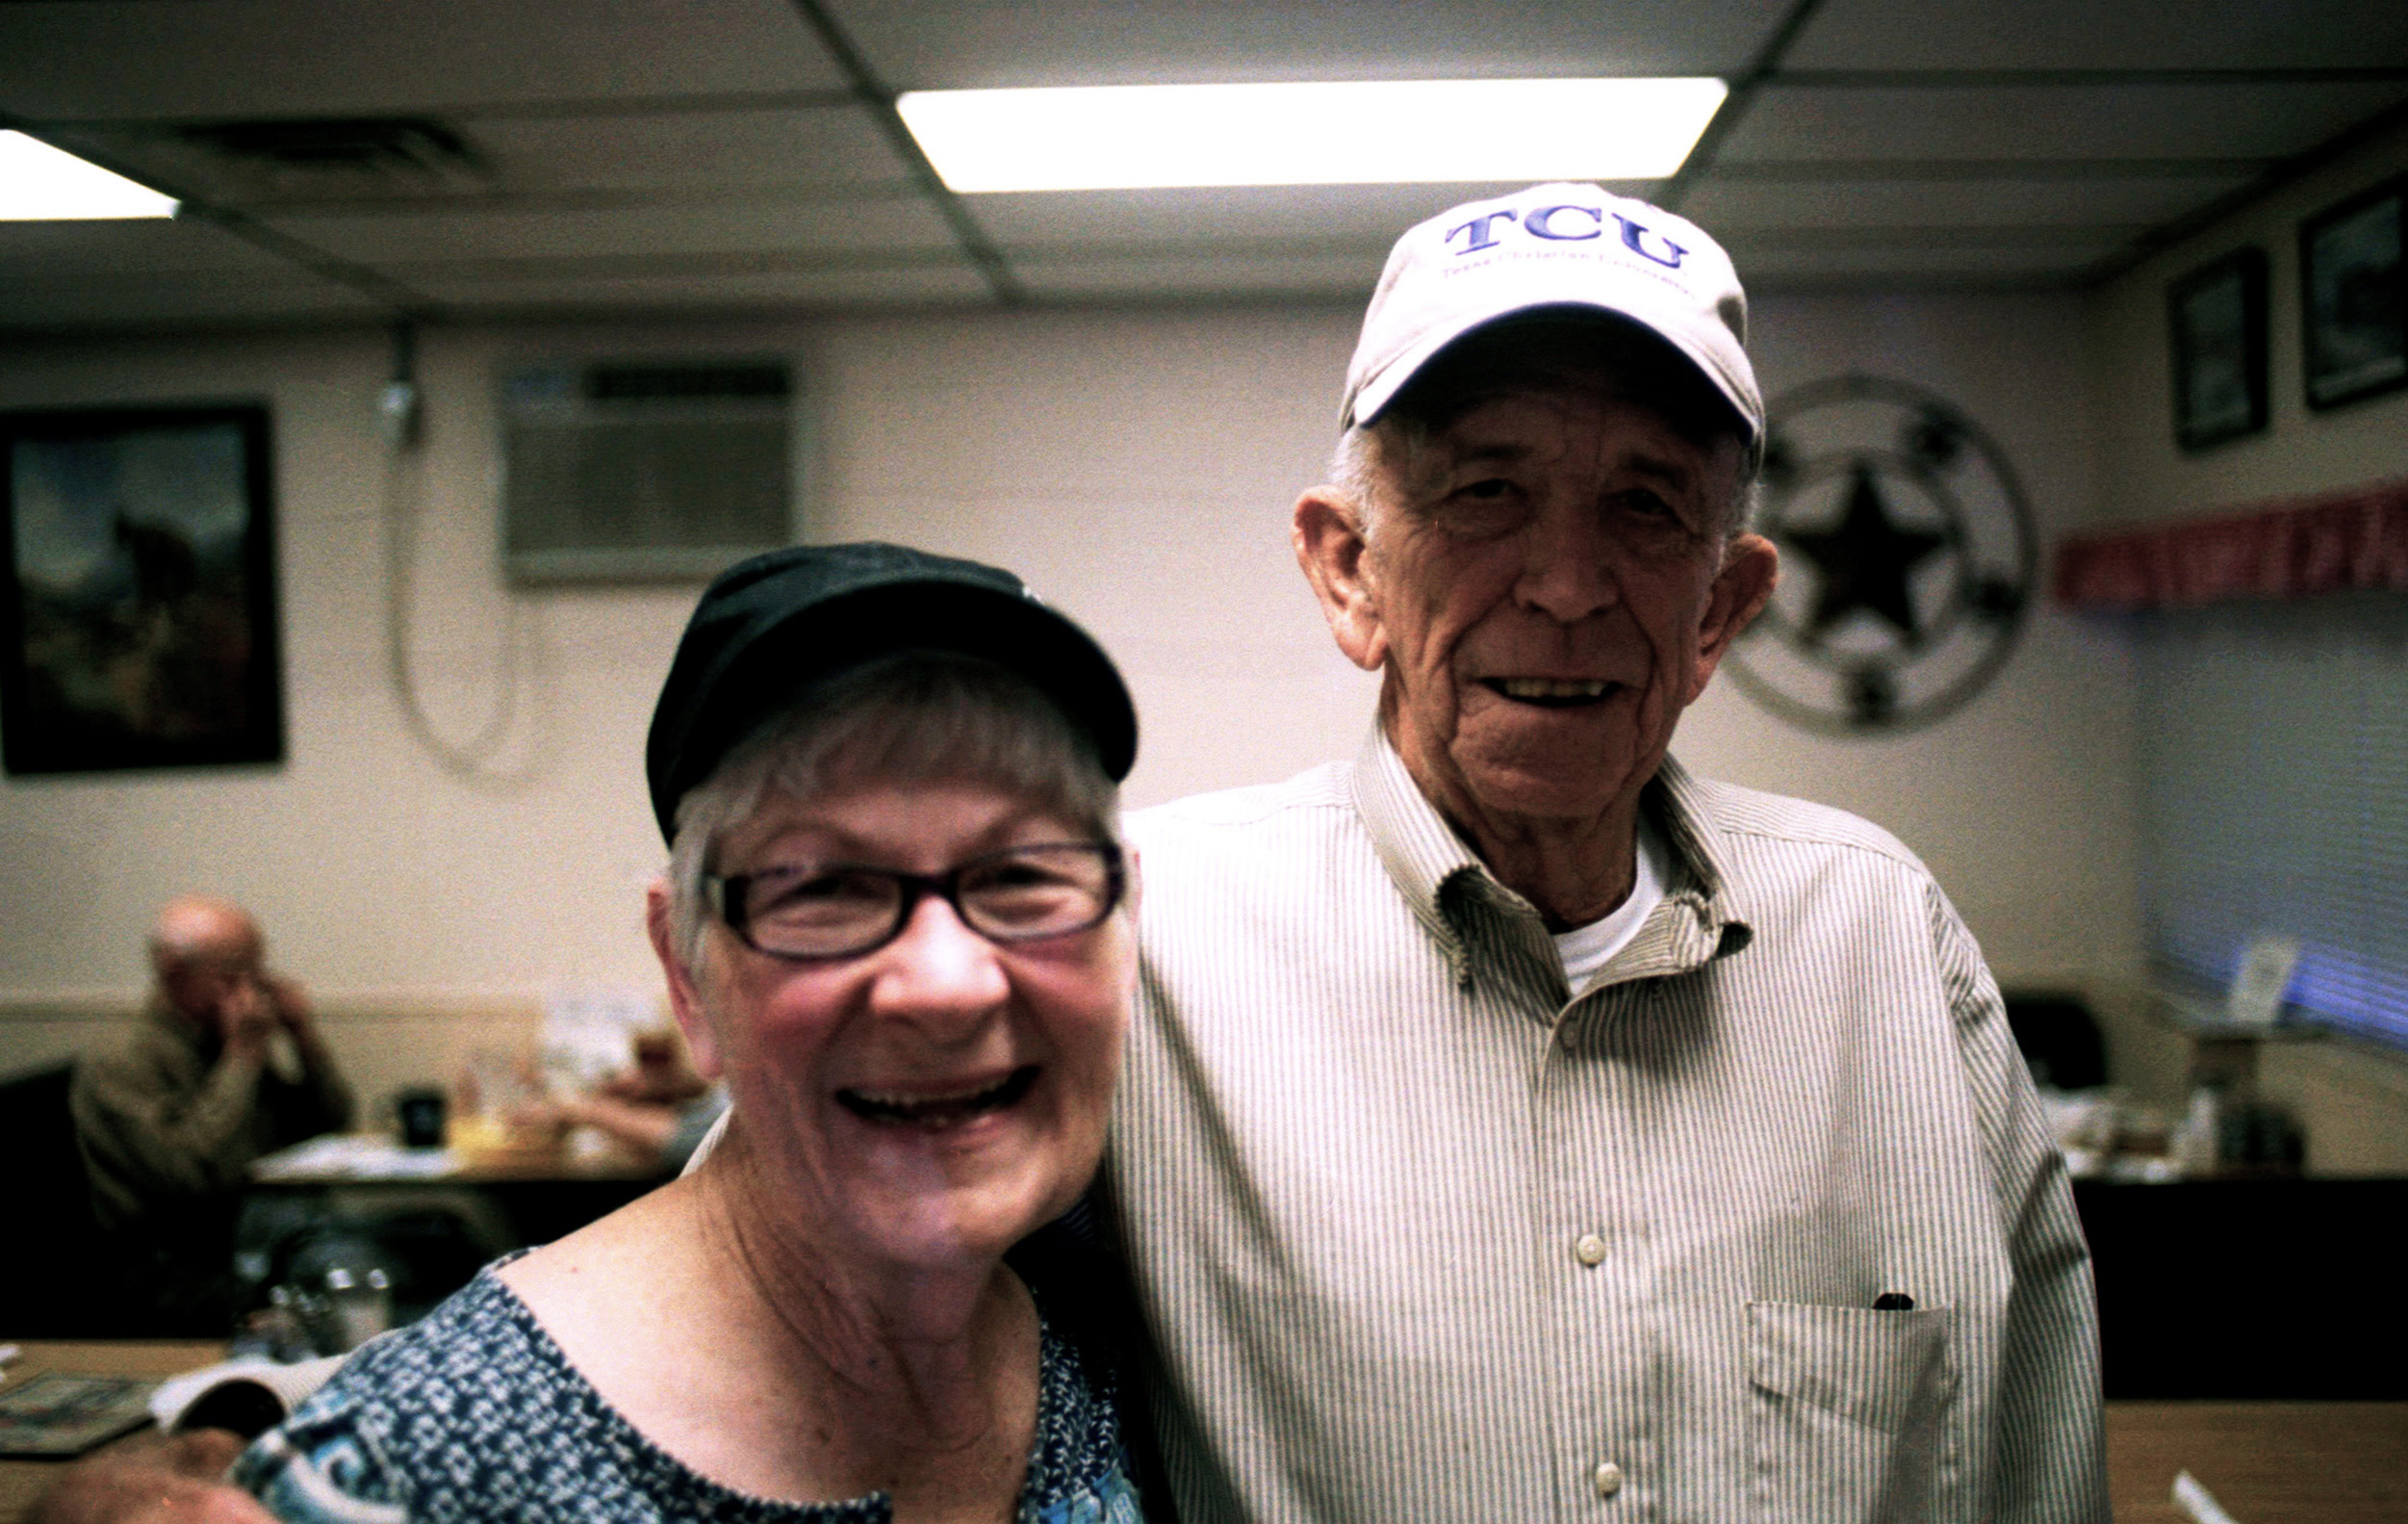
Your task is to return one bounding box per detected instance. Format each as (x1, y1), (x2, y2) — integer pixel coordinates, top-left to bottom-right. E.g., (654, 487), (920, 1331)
(684, 1120), (1023, 1440)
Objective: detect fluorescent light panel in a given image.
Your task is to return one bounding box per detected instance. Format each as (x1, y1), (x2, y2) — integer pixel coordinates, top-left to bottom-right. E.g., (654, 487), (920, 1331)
(897, 79), (1728, 194)
(0, 130), (179, 220)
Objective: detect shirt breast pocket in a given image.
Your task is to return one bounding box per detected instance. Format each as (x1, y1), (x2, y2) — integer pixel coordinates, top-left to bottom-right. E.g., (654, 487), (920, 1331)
(1747, 1300), (1957, 1523)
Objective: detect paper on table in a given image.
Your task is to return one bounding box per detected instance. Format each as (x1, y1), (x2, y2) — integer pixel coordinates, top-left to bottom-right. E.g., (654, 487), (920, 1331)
(251, 1133), (460, 1180)
(148, 1356), (347, 1435)
(0, 1374), (158, 1456)
(2172, 1469), (2242, 1524)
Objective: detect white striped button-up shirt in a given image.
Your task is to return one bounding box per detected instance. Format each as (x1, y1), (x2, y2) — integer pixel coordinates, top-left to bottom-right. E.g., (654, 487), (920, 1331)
(1109, 730), (2107, 1522)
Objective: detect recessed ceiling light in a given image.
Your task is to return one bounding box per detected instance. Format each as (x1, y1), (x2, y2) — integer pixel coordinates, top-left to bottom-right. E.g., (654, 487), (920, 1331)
(896, 79), (1729, 194)
(0, 130), (180, 220)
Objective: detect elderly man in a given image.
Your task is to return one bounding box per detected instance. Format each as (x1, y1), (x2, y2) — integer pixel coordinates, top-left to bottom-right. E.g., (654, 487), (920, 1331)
(1107, 182), (2106, 1520)
(72, 895), (354, 1324)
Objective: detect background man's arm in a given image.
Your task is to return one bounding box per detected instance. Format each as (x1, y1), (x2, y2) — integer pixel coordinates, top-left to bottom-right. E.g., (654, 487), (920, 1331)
(74, 1029), (273, 1200)
(1930, 882), (2111, 1522)
(267, 978), (354, 1134)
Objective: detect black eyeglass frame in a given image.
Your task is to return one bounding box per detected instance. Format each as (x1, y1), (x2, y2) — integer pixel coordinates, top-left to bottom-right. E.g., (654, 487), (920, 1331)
(704, 840), (1126, 963)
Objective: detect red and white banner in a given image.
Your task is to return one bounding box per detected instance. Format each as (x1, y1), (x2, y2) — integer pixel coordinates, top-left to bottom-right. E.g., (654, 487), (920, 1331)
(2054, 476), (2408, 609)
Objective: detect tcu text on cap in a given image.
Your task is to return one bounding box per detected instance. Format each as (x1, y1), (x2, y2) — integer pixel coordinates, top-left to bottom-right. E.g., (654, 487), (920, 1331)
(1446, 203), (1689, 269)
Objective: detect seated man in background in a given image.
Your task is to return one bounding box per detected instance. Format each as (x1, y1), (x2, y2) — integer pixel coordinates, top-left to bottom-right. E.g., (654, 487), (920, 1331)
(71, 894), (355, 1330)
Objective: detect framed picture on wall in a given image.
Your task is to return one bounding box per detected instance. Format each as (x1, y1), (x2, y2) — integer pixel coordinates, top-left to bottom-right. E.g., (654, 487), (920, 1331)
(2168, 246), (2268, 451)
(0, 403), (285, 775)
(2300, 176), (2406, 410)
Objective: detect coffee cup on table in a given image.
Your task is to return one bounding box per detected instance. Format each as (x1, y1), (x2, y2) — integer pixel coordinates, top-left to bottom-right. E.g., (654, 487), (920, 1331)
(396, 1087), (448, 1149)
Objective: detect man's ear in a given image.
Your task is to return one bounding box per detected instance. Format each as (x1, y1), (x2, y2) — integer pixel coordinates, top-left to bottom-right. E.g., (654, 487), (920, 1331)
(1293, 488), (1388, 673)
(646, 879), (722, 1079)
(1687, 532), (1780, 704)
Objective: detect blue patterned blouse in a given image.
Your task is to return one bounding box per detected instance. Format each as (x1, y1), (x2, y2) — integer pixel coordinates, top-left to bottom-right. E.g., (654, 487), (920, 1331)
(232, 1259), (1145, 1523)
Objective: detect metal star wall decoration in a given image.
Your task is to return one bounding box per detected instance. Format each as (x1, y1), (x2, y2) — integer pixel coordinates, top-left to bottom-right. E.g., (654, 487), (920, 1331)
(1726, 375), (2037, 734)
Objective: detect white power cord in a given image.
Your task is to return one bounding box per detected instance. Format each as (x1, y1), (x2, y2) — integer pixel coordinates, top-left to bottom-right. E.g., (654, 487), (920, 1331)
(379, 326), (550, 789)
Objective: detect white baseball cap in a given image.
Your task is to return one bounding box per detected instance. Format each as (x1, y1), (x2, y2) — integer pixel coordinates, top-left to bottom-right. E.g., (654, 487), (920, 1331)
(1340, 181), (1761, 450)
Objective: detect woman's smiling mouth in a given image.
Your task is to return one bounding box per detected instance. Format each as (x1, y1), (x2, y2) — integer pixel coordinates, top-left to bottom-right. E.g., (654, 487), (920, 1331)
(836, 1066), (1040, 1129)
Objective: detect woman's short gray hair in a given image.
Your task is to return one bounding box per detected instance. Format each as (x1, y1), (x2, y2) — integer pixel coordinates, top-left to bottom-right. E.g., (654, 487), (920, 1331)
(664, 651), (1121, 971)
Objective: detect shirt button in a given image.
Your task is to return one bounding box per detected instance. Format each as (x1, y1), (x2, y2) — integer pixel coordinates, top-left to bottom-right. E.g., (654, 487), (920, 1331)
(1574, 1233), (1607, 1266)
(1593, 1460), (1625, 1498)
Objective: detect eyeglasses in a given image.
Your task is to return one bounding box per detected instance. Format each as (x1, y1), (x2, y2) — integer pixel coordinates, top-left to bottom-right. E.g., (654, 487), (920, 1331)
(705, 841), (1125, 962)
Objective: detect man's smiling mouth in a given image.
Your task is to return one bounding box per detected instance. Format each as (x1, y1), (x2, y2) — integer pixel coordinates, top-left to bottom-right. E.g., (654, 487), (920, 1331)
(1485, 678), (1619, 709)
(837, 1067), (1039, 1128)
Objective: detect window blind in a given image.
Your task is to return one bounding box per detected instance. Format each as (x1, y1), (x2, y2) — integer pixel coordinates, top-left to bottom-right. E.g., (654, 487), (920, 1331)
(2133, 591), (2408, 1046)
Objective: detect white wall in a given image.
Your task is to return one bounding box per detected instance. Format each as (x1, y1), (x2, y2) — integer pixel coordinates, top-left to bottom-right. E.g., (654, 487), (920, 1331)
(1693, 293), (2140, 985)
(2, 288), (2140, 1087)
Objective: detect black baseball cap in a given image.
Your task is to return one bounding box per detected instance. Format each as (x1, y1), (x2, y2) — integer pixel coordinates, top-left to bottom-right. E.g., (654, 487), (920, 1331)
(645, 542), (1138, 843)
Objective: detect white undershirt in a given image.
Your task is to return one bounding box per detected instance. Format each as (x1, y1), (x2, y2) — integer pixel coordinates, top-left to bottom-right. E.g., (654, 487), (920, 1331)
(1551, 814), (1670, 994)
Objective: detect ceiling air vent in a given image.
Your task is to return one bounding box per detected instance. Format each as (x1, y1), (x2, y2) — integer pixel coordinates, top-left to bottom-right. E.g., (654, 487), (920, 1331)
(498, 359), (801, 584)
(174, 116), (490, 195)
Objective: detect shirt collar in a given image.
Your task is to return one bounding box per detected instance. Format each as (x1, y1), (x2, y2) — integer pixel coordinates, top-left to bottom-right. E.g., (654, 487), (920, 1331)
(1350, 724), (1485, 959)
(1348, 725), (1754, 976)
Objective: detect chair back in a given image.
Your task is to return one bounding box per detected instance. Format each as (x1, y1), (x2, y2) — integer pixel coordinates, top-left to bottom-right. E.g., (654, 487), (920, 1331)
(0, 1062), (109, 1333)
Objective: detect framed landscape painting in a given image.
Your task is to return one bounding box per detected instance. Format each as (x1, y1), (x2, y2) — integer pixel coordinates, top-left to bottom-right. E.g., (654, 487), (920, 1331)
(2168, 246), (2269, 452)
(2300, 176), (2406, 410)
(0, 403), (285, 775)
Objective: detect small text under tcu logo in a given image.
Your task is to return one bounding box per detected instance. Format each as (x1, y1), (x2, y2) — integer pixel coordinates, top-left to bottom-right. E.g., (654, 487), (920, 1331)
(1445, 205), (1689, 269)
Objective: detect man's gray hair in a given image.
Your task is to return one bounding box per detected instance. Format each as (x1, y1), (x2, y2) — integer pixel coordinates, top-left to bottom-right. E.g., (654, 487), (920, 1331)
(664, 651), (1121, 971)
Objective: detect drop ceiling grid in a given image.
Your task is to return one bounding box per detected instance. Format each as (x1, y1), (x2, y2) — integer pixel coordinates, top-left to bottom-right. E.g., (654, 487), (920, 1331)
(1726, 81), (2408, 164)
(1686, 173), (2266, 230)
(401, 266), (998, 311)
(0, 0), (849, 119)
(0, 0), (2405, 329)
(263, 195), (960, 267)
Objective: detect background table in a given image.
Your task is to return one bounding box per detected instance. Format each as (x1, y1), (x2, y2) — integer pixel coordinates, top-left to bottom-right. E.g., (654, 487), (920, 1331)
(246, 1133), (669, 1303)
(2105, 1402), (2407, 1522)
(0, 1339), (224, 1524)
(2076, 1178), (2408, 1399)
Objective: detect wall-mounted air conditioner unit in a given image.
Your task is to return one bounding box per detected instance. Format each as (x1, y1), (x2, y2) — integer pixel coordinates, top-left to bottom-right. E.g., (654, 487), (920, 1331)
(498, 357), (799, 583)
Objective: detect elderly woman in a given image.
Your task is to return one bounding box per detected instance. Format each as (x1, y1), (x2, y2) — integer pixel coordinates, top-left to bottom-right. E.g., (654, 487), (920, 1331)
(230, 544), (1148, 1522)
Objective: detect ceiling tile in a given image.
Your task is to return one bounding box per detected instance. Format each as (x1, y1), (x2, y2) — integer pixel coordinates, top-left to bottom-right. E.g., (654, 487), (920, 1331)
(405, 266), (993, 312)
(0, 0), (840, 120)
(970, 182), (1662, 253)
(833, 0), (1791, 88)
(1788, 0), (2408, 71)
(1013, 249), (1381, 301)
(1729, 234), (2132, 286)
(260, 196), (957, 266)
(44, 107), (914, 209)
(459, 109), (909, 195)
(1726, 224), (2135, 253)
(0, 271), (387, 331)
(0, 218), (304, 278)
(1685, 172), (2260, 231)
(1726, 81), (2408, 163)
